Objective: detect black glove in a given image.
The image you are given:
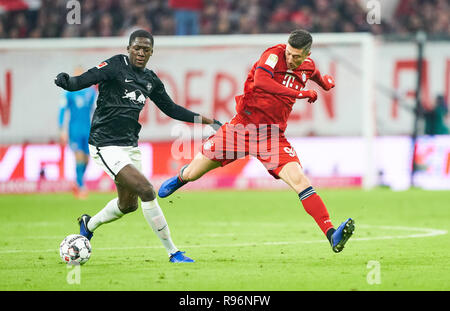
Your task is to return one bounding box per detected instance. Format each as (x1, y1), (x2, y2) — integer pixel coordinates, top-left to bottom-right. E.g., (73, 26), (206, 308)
(54, 72), (70, 89)
(209, 119), (223, 131)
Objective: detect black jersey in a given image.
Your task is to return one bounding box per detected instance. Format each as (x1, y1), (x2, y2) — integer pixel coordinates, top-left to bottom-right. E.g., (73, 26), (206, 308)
(63, 54), (199, 147)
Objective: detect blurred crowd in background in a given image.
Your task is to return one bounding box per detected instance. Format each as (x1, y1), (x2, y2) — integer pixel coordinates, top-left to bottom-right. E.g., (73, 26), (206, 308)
(0, 0), (448, 39)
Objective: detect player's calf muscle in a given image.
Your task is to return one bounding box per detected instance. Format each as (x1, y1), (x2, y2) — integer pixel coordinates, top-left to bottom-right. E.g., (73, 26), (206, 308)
(183, 166), (205, 181)
(183, 154), (220, 181)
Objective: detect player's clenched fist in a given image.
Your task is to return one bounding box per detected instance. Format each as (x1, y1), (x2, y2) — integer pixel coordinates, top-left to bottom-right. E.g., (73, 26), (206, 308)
(298, 90), (318, 103)
(321, 75), (335, 91)
(55, 72), (70, 89)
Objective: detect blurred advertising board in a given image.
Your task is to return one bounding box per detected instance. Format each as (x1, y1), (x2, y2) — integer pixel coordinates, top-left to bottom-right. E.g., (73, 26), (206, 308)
(1, 39), (449, 143)
(1, 135), (449, 193)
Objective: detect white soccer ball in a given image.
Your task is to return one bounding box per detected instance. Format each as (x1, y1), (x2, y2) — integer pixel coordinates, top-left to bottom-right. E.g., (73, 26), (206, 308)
(59, 234), (92, 265)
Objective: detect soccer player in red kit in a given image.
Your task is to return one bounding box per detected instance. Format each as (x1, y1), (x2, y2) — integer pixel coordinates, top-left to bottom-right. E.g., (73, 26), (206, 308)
(159, 29), (355, 253)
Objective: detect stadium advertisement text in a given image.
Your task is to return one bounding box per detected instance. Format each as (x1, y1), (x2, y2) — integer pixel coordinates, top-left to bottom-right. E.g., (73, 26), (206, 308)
(0, 40), (449, 143)
(1, 136), (449, 193)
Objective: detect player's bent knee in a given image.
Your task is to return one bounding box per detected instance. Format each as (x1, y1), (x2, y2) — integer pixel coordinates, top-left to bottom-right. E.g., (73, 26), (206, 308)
(137, 185), (156, 202)
(291, 173), (311, 192)
(124, 204), (139, 213)
(292, 180), (312, 194)
(118, 201), (139, 214)
(279, 162), (311, 193)
(292, 172), (310, 187)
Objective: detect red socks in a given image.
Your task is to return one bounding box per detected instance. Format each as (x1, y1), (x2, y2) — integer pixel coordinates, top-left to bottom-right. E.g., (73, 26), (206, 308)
(299, 187), (334, 236)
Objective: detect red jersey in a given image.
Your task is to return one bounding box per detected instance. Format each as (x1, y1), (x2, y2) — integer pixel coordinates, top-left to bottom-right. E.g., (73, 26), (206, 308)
(234, 44), (321, 132)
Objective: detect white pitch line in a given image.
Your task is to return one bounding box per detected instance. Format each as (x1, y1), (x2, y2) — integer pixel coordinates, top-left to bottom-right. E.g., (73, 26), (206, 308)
(0, 225), (447, 255)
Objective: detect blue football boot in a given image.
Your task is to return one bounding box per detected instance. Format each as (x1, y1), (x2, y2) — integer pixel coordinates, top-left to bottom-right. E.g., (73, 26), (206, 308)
(158, 165), (188, 198)
(169, 251), (195, 263)
(77, 214), (93, 240)
(331, 218), (355, 253)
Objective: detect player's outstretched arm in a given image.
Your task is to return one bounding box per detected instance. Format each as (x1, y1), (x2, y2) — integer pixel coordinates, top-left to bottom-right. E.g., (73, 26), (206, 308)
(310, 69), (335, 91)
(155, 97), (221, 129)
(54, 71), (100, 92)
(298, 90), (318, 103)
(151, 75), (221, 129)
(55, 57), (117, 92)
(255, 69), (317, 103)
(254, 67), (300, 98)
(254, 68), (317, 103)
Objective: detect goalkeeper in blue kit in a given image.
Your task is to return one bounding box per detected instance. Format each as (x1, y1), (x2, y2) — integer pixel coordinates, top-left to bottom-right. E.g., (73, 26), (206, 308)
(58, 66), (96, 199)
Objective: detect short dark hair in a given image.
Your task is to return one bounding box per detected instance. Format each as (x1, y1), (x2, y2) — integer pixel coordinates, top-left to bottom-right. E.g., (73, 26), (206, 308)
(288, 29), (312, 51)
(129, 29), (154, 46)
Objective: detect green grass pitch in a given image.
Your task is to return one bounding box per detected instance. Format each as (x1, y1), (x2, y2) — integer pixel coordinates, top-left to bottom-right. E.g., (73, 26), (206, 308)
(0, 188), (449, 291)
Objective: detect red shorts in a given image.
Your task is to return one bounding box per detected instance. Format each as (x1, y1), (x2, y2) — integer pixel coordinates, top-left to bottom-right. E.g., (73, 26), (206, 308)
(201, 121), (301, 179)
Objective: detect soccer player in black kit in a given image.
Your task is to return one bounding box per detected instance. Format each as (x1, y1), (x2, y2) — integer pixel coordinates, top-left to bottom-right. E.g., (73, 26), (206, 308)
(55, 30), (221, 263)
